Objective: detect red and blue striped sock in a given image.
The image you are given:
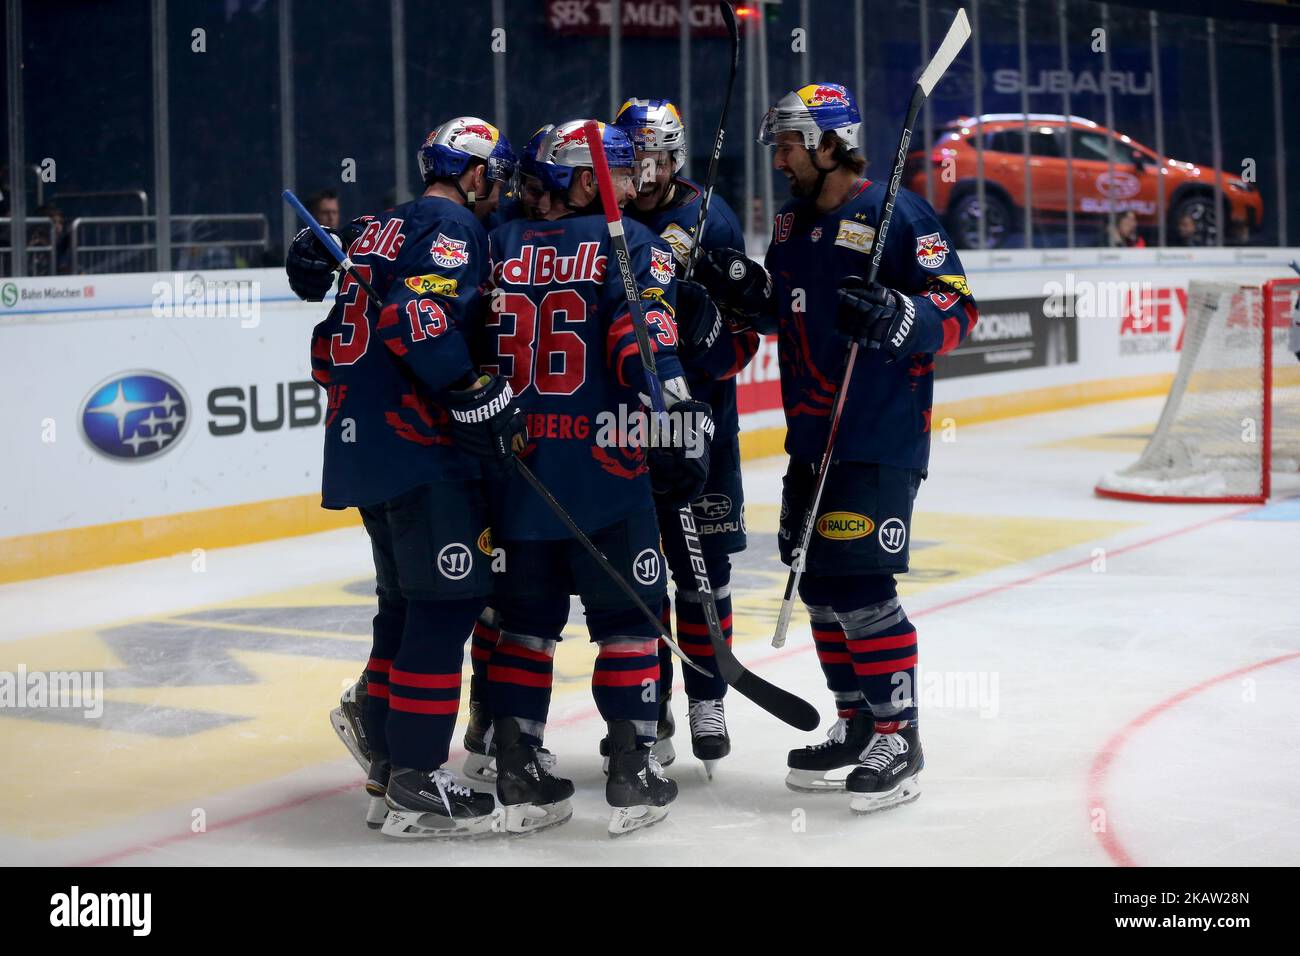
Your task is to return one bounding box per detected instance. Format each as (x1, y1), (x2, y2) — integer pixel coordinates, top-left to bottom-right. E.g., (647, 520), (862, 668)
(486, 632), (556, 746)
(593, 638), (660, 745)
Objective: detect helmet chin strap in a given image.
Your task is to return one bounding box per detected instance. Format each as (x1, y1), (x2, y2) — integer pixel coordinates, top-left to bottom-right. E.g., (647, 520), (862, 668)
(806, 147), (838, 204)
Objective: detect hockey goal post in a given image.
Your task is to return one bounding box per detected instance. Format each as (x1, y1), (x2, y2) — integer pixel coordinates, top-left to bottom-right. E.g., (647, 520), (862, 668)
(1095, 276), (1300, 504)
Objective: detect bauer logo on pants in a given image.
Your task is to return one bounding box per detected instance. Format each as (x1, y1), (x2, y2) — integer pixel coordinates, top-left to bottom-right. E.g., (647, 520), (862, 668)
(633, 548), (661, 585)
(437, 543), (473, 580)
(878, 518), (907, 554)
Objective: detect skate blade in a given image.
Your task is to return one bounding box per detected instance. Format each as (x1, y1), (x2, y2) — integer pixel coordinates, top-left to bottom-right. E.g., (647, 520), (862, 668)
(702, 759), (719, 781)
(785, 768), (850, 793)
(365, 795), (388, 830)
(848, 774), (922, 815)
(380, 806), (500, 839)
(651, 737), (676, 767)
(463, 751), (498, 784)
(607, 804), (670, 837)
(330, 707), (370, 772)
(501, 800), (573, 835)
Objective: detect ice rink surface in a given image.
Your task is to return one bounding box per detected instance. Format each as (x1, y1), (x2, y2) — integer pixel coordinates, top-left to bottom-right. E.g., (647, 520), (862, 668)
(2, 395), (1297, 867)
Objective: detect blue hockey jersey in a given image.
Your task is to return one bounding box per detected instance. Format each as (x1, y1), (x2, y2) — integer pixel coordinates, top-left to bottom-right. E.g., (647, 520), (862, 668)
(625, 178), (759, 444)
(309, 196), (488, 508)
(764, 179), (978, 469)
(485, 213), (684, 540)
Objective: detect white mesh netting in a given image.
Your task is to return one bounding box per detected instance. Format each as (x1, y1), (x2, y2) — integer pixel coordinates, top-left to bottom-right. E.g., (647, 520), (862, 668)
(1096, 278), (1300, 502)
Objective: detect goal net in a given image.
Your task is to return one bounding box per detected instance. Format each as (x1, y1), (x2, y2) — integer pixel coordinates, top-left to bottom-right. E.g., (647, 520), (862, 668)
(1095, 277), (1300, 503)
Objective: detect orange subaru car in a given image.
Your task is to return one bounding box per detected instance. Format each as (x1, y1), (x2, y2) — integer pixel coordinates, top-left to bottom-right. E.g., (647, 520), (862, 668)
(903, 113), (1264, 248)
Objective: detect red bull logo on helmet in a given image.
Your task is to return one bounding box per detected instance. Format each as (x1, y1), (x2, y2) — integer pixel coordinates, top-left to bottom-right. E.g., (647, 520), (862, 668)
(457, 121), (498, 143)
(554, 125), (593, 148)
(915, 232), (950, 268)
(799, 83), (850, 107)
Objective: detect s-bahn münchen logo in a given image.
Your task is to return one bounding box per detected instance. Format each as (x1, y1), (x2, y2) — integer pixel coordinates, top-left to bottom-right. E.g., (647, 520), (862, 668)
(80, 372), (188, 461)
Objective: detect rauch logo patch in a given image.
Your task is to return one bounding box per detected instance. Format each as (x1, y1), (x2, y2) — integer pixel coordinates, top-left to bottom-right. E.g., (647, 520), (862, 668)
(816, 511), (874, 540)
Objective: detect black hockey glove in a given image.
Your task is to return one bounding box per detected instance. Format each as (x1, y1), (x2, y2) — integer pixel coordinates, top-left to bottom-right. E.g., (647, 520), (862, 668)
(693, 247), (777, 334)
(835, 276), (919, 361)
(673, 280), (724, 362)
(285, 219), (367, 302)
(444, 373), (529, 471)
(648, 398), (715, 509)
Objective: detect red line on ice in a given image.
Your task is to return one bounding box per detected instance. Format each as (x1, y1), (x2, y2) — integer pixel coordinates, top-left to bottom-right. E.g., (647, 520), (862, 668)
(79, 502), (1261, 865)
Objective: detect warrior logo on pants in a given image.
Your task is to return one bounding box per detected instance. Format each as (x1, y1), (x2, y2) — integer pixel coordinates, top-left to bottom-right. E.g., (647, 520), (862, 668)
(438, 543), (474, 580)
(633, 548), (661, 585)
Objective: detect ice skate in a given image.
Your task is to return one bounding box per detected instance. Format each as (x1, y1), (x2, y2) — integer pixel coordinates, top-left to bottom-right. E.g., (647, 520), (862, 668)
(687, 697), (730, 779)
(330, 674), (370, 771)
(785, 710), (873, 793)
(847, 723), (923, 814)
(605, 720), (677, 836)
(381, 766), (498, 839)
(493, 718), (574, 834)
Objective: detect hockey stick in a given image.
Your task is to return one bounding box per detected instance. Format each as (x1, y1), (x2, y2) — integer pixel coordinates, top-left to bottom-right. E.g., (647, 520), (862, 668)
(281, 188), (708, 676)
(584, 122), (820, 731)
(681, 0), (739, 283)
(770, 8), (971, 649)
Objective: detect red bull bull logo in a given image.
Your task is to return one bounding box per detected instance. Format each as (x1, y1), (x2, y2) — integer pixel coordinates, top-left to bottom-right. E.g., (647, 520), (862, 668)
(801, 84), (850, 107)
(553, 125), (592, 149)
(915, 232), (949, 268)
(430, 232), (469, 268)
(458, 122), (497, 142)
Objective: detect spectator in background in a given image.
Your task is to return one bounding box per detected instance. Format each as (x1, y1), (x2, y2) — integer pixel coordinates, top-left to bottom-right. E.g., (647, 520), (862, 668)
(1108, 210), (1145, 249)
(29, 203), (69, 275)
(1176, 213), (1203, 247)
(308, 189), (340, 230)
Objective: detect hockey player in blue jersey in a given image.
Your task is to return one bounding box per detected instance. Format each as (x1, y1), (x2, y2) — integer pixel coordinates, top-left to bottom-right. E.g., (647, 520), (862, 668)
(481, 119), (714, 835)
(486, 124), (555, 230)
(288, 116), (533, 838)
(694, 84), (978, 813)
(613, 98), (760, 773)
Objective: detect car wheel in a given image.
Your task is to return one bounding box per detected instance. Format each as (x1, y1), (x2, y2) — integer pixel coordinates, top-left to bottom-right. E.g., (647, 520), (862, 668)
(1170, 193), (1217, 246)
(948, 190), (1012, 249)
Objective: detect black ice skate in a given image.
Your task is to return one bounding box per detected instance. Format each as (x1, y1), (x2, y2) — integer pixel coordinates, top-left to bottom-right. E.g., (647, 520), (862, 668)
(381, 766), (498, 839)
(846, 723), (924, 814)
(785, 710), (874, 793)
(493, 718), (574, 834)
(601, 687), (676, 773)
(329, 674), (370, 770)
(686, 698), (730, 779)
(364, 754), (391, 830)
(605, 720), (677, 837)
(462, 690), (496, 783)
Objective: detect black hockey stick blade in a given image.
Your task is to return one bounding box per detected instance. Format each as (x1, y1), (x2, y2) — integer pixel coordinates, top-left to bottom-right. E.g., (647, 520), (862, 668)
(718, 645), (820, 731)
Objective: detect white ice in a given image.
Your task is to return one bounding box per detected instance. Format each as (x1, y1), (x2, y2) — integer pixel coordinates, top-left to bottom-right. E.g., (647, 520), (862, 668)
(1, 395), (1297, 866)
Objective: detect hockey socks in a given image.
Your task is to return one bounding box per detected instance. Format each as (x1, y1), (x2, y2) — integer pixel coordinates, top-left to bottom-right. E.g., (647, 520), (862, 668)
(593, 638), (660, 745)
(838, 598), (919, 725)
(674, 586), (732, 702)
(486, 632), (557, 746)
(805, 604), (867, 715)
(384, 597), (481, 771)
(361, 589), (405, 757)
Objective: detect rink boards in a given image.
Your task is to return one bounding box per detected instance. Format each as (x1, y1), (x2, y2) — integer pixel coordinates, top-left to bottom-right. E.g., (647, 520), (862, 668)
(2, 247), (1298, 582)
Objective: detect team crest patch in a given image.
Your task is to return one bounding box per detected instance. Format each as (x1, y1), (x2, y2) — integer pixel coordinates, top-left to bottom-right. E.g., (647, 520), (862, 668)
(430, 233), (469, 268)
(835, 219), (876, 253)
(816, 511), (874, 540)
(915, 232), (949, 268)
(649, 247), (675, 285)
(810, 226), (823, 242)
(404, 273), (459, 297)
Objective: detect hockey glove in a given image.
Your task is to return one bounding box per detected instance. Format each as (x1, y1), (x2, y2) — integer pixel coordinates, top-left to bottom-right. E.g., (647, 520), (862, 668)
(648, 398), (715, 509)
(673, 280), (724, 363)
(693, 247), (777, 334)
(444, 373), (529, 471)
(285, 218), (368, 302)
(835, 276), (919, 361)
